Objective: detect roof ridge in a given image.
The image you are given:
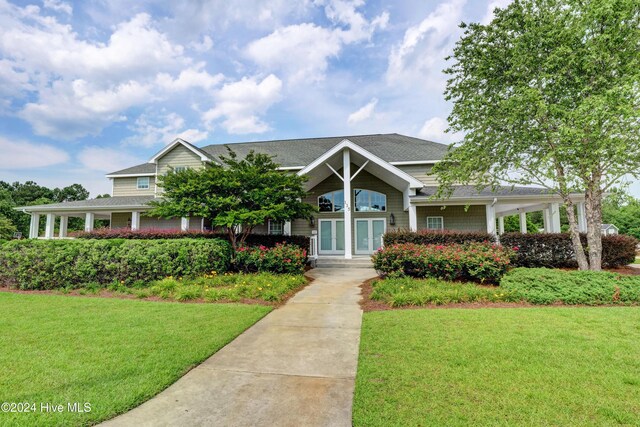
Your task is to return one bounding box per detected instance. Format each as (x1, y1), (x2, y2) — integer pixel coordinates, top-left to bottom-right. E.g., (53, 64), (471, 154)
(199, 133), (400, 149)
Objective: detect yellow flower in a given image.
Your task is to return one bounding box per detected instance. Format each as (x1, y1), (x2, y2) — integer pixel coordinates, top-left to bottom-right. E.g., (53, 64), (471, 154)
(258, 287), (263, 290)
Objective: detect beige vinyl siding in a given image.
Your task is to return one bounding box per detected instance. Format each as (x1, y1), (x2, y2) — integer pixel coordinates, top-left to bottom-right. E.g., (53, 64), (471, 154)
(416, 205), (487, 232)
(112, 177), (156, 196)
(292, 166), (409, 251)
(140, 216), (182, 230)
(157, 145), (206, 176)
(396, 164), (438, 186)
(111, 212), (131, 228)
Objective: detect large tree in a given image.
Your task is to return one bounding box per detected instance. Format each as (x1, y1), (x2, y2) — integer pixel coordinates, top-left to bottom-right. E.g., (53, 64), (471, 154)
(434, 0), (640, 270)
(149, 150), (315, 253)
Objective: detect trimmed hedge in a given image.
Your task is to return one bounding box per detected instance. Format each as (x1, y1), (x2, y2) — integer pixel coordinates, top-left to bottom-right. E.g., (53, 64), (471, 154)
(0, 239), (231, 290)
(501, 267), (640, 305)
(500, 233), (638, 268)
(372, 242), (514, 283)
(383, 229), (497, 246)
(72, 228), (310, 249)
(235, 243), (307, 275)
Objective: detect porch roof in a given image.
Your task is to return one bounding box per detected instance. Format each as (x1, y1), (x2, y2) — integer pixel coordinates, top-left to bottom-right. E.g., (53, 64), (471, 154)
(15, 196), (155, 213)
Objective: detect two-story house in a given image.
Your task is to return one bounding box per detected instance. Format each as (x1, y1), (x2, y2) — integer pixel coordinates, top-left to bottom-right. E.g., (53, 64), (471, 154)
(19, 134), (587, 259)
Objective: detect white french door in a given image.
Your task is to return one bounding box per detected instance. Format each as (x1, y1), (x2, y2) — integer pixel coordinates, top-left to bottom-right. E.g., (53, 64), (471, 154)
(355, 218), (386, 255)
(318, 219), (345, 255)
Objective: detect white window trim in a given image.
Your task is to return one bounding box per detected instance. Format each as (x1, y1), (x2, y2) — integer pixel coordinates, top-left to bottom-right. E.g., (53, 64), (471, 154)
(137, 177), (150, 190)
(268, 220), (284, 235)
(174, 166), (188, 173)
(426, 216), (444, 230)
(354, 188), (387, 212)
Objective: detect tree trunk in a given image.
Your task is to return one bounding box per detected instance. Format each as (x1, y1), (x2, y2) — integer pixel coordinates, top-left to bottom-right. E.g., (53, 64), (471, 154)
(226, 226), (237, 259)
(584, 179), (603, 271)
(563, 197), (589, 270)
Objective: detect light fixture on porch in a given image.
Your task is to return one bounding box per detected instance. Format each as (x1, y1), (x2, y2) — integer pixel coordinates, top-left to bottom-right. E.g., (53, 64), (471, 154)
(389, 213), (395, 226)
(309, 216), (315, 227)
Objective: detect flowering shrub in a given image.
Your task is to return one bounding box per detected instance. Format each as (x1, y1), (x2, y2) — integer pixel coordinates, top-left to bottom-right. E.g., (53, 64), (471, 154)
(372, 242), (515, 283)
(235, 243), (307, 275)
(0, 239), (231, 290)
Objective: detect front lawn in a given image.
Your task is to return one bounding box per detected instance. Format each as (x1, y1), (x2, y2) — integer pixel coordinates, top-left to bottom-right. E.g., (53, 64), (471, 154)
(354, 308), (640, 426)
(0, 292), (270, 426)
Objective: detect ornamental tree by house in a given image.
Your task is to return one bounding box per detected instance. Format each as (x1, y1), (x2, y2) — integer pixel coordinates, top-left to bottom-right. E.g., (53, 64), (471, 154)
(433, 0), (640, 270)
(149, 149), (315, 254)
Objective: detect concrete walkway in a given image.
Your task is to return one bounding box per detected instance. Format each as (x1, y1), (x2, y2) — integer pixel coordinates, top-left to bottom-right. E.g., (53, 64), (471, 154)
(102, 267), (376, 427)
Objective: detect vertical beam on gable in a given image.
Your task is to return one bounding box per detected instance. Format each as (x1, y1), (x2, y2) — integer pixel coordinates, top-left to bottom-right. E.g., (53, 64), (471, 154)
(343, 148), (352, 259)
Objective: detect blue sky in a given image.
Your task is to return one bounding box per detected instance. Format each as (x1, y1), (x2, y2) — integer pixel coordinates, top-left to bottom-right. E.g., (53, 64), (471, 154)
(1, 0), (638, 198)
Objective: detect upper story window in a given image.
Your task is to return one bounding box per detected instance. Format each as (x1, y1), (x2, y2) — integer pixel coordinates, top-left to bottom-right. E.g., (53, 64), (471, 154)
(318, 190), (344, 212)
(137, 177), (150, 190)
(268, 220), (284, 235)
(354, 189), (386, 212)
(174, 166), (188, 173)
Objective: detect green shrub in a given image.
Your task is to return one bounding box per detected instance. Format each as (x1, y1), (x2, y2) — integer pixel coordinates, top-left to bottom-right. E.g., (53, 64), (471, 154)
(383, 229), (496, 246)
(235, 243), (307, 274)
(372, 242), (514, 283)
(0, 239), (231, 290)
(500, 268), (640, 305)
(371, 277), (517, 307)
(500, 233), (638, 268)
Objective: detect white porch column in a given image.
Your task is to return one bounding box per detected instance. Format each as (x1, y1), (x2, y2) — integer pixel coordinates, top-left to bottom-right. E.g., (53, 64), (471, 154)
(284, 221), (292, 236)
(58, 215), (68, 238)
(498, 216), (505, 235)
(181, 217), (190, 232)
(409, 205), (417, 232)
(577, 202), (586, 233)
(85, 212), (95, 232)
(485, 204), (496, 235)
(131, 211), (141, 231)
(542, 206), (550, 233)
(550, 202), (561, 233)
(29, 213), (40, 239)
(45, 213), (55, 239)
(519, 212), (528, 234)
(343, 148), (352, 259)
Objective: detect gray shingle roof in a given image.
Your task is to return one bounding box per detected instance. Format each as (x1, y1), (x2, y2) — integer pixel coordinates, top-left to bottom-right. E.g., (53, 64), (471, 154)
(201, 133), (449, 168)
(18, 196), (156, 211)
(415, 185), (556, 199)
(107, 163), (156, 176)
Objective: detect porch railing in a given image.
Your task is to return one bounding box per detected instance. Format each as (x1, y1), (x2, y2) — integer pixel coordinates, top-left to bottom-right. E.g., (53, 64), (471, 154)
(308, 234), (318, 260)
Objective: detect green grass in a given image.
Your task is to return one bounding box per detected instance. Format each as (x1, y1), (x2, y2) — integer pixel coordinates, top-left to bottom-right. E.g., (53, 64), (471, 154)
(354, 308), (640, 426)
(634, 257), (640, 264)
(370, 277), (517, 306)
(0, 292), (271, 426)
(119, 272), (307, 303)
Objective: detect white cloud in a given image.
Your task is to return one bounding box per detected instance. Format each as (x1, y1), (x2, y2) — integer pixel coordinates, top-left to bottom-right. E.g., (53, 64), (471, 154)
(347, 98), (377, 124)
(481, 0), (512, 24)
(43, 0), (72, 15)
(418, 116), (463, 144)
(246, 1), (388, 83)
(156, 63), (223, 92)
(202, 74), (283, 134)
(123, 112), (208, 147)
(0, 136), (69, 169)
(387, 0), (465, 90)
(77, 146), (143, 173)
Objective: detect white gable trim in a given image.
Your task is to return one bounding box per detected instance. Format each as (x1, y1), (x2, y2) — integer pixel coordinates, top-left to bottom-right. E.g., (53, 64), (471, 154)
(148, 138), (212, 164)
(105, 173), (156, 178)
(297, 139), (424, 189)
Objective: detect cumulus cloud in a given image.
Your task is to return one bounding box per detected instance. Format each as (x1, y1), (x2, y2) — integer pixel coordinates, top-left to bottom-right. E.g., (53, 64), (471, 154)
(347, 98), (377, 124)
(123, 112), (209, 147)
(77, 146), (143, 173)
(418, 116), (463, 144)
(387, 0), (465, 90)
(156, 63), (223, 92)
(0, 137), (69, 169)
(202, 74), (283, 134)
(481, 0), (512, 24)
(246, 0), (388, 83)
(43, 0), (72, 15)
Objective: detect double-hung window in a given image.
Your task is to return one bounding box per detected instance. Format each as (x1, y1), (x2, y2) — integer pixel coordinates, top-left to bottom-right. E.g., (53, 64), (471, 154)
(137, 177), (150, 190)
(268, 220), (284, 235)
(426, 216), (444, 230)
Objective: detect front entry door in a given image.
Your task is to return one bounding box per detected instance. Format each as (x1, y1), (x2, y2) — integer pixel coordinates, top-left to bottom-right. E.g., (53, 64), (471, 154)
(355, 218), (386, 255)
(318, 219), (345, 255)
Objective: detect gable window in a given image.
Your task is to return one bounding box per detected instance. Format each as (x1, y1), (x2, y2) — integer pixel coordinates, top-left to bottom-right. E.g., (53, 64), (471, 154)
(137, 177), (150, 190)
(174, 166), (188, 173)
(426, 216), (444, 230)
(318, 190), (344, 212)
(268, 220), (284, 235)
(354, 189), (386, 212)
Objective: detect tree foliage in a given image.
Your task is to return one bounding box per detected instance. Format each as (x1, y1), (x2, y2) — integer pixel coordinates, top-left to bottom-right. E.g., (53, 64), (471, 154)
(602, 189), (640, 239)
(434, 0), (640, 270)
(149, 150), (316, 253)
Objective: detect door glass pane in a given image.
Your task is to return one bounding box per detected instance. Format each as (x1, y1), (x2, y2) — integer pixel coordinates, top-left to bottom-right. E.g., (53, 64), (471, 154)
(320, 221), (332, 251)
(356, 220), (369, 252)
(335, 220), (345, 251)
(372, 220), (385, 251)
